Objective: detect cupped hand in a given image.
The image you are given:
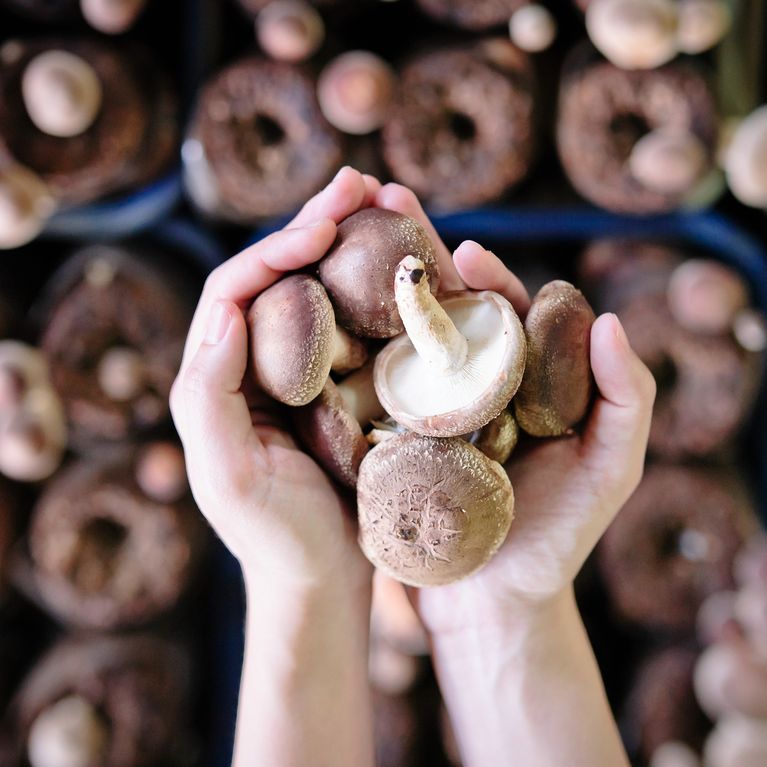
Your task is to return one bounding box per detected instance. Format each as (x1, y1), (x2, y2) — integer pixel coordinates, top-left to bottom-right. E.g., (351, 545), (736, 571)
(366, 184), (656, 635)
(170, 167), (383, 590)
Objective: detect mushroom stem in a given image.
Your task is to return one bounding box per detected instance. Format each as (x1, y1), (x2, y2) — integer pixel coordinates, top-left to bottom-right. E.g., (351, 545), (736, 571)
(331, 325), (368, 374)
(394, 256), (468, 375)
(336, 363), (384, 427)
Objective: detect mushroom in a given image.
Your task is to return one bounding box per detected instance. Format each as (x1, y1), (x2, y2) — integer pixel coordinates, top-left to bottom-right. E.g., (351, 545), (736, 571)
(80, 0), (148, 35)
(733, 309), (767, 353)
(628, 130), (708, 197)
(0, 341), (50, 410)
(21, 50), (103, 138)
(292, 362), (384, 487)
(676, 0), (731, 54)
(27, 695), (108, 767)
(666, 259), (749, 335)
(374, 256), (526, 438)
(465, 409), (519, 465)
(135, 441), (187, 504)
(367, 416), (407, 446)
(256, 0), (325, 63)
(649, 741), (701, 767)
(508, 4), (558, 53)
(724, 105), (767, 209)
(97, 346), (146, 402)
(317, 51), (396, 135)
(704, 716), (767, 767)
(357, 432), (514, 587)
(585, 0), (679, 70)
(319, 209), (440, 339)
(0, 164), (55, 250)
(247, 274), (367, 406)
(514, 280), (596, 438)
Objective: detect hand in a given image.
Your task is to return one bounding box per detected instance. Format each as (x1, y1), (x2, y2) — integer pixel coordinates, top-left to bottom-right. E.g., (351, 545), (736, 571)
(361, 186), (656, 635)
(170, 167), (384, 590)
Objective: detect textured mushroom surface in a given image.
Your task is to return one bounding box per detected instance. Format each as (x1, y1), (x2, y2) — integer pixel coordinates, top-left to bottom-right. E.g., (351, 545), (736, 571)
(248, 274), (335, 406)
(319, 209), (439, 338)
(357, 433), (514, 587)
(376, 287), (526, 437)
(514, 280), (596, 437)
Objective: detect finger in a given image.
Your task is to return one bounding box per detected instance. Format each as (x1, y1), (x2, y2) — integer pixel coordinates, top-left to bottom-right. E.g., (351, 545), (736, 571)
(176, 301), (270, 495)
(374, 182), (465, 292)
(287, 166), (369, 228)
(361, 173), (383, 207)
(452, 240), (531, 316)
(181, 220), (337, 371)
(579, 313), (656, 501)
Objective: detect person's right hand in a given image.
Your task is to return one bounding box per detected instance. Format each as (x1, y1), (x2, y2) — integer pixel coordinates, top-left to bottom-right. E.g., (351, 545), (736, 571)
(170, 167), (382, 592)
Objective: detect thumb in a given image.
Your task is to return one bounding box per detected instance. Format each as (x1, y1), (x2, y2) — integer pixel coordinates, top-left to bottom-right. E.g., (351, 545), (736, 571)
(579, 313), (656, 502)
(174, 300), (269, 495)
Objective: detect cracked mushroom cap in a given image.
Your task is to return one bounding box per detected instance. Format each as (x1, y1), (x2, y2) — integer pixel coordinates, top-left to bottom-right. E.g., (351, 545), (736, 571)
(357, 432), (514, 587)
(319, 209), (440, 338)
(514, 280), (596, 437)
(248, 274), (335, 406)
(374, 275), (526, 438)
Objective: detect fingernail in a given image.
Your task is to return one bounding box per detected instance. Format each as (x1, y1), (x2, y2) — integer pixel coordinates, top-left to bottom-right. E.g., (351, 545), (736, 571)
(306, 218), (329, 229)
(205, 301), (230, 345)
(612, 314), (628, 346)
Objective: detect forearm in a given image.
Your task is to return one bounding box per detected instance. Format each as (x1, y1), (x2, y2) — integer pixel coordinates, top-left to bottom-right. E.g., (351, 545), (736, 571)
(233, 572), (375, 767)
(431, 588), (629, 767)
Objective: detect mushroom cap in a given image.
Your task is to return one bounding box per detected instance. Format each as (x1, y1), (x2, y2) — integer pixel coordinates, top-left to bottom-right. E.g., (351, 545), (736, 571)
(292, 378), (369, 488)
(21, 50), (103, 138)
(27, 695), (108, 767)
(80, 0), (147, 34)
(667, 259), (749, 335)
(135, 441), (187, 504)
(0, 165), (55, 250)
(629, 130), (708, 196)
(649, 741), (701, 767)
(357, 432), (514, 587)
(317, 51), (397, 135)
(508, 4), (558, 53)
(467, 409), (519, 465)
(514, 280), (596, 437)
(247, 274), (336, 406)
(319, 209), (440, 338)
(725, 106), (767, 209)
(586, 0), (679, 70)
(375, 290), (526, 438)
(677, 0), (731, 54)
(704, 716), (767, 767)
(256, 0), (325, 63)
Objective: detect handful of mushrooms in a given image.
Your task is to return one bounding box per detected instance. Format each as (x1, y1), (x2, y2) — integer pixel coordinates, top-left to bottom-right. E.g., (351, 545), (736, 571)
(247, 209), (596, 587)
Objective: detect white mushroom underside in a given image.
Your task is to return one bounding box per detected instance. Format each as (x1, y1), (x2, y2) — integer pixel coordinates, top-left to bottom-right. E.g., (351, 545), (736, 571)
(382, 297), (510, 418)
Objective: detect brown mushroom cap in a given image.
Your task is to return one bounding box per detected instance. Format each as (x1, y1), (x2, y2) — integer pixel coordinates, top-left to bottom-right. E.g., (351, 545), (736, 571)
(318, 209), (440, 338)
(256, 0), (325, 63)
(466, 409), (519, 465)
(247, 274), (335, 406)
(357, 432), (514, 587)
(514, 280), (596, 437)
(375, 261), (526, 438)
(292, 378), (371, 488)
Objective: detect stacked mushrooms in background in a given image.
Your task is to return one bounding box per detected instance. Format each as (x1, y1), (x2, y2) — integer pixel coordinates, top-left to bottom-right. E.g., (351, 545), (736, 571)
(0, 242), (208, 767)
(577, 239), (767, 767)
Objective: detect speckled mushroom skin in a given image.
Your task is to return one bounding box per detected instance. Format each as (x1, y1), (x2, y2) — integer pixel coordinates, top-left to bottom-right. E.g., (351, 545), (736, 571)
(319, 209), (440, 339)
(11, 634), (191, 767)
(470, 409), (519, 464)
(375, 290), (527, 438)
(27, 452), (205, 631)
(248, 275), (336, 407)
(514, 280), (596, 437)
(292, 379), (369, 488)
(599, 463), (757, 632)
(414, 0), (526, 30)
(357, 433), (514, 587)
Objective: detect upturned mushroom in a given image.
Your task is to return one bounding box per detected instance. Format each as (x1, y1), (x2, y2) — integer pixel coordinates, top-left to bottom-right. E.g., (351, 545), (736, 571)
(514, 280), (596, 437)
(357, 432), (514, 587)
(248, 274), (367, 406)
(21, 50), (103, 138)
(374, 256), (526, 438)
(317, 51), (397, 135)
(293, 362), (385, 487)
(319, 209), (440, 338)
(586, 0), (679, 70)
(256, 0), (325, 63)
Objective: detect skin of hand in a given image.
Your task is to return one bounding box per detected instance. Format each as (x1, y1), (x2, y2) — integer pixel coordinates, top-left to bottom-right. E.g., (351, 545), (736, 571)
(367, 182), (656, 767)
